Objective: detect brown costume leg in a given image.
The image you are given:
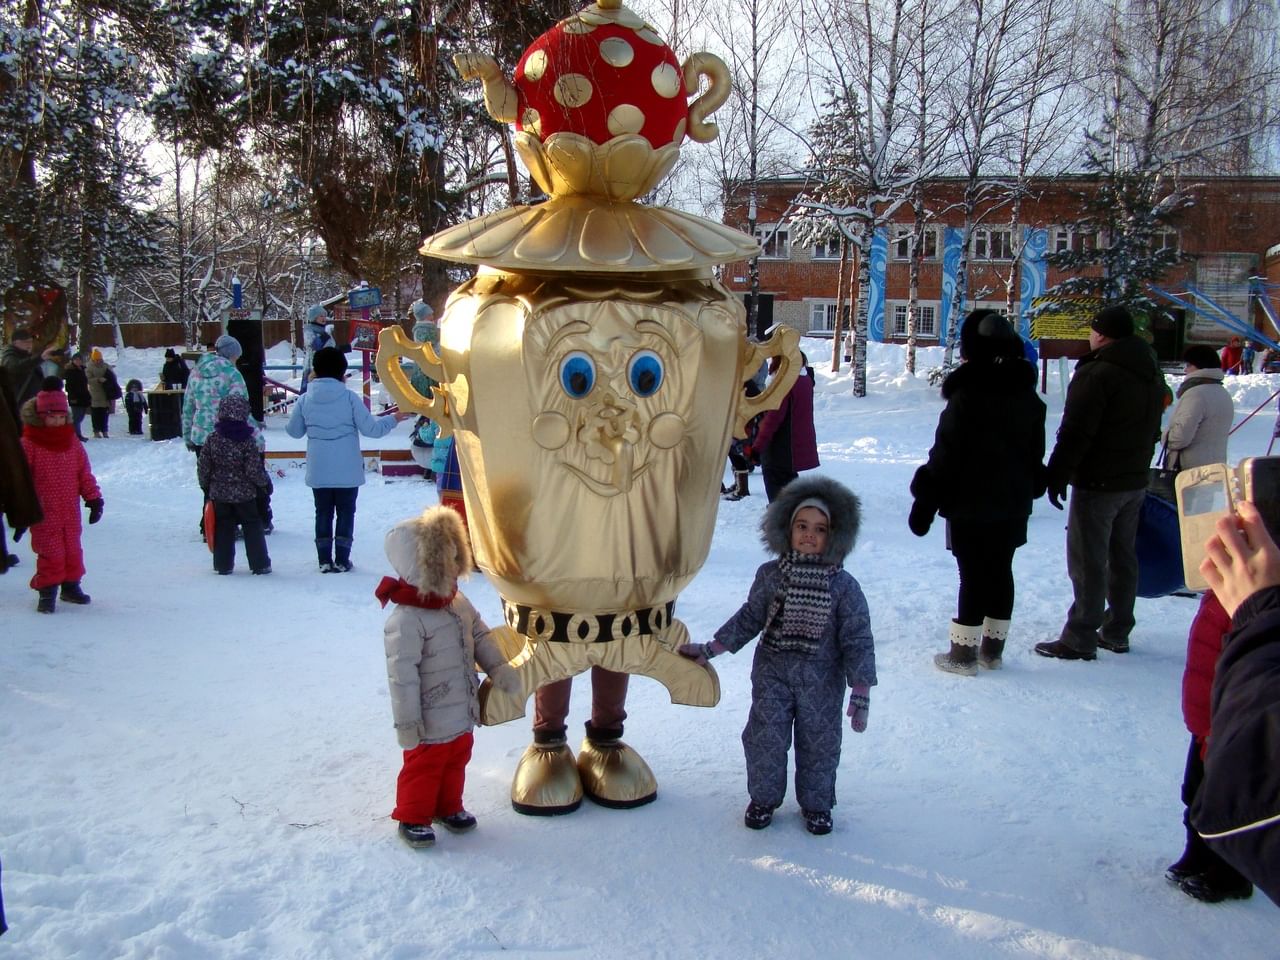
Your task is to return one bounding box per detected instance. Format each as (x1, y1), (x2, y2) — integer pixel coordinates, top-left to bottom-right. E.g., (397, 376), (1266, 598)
(533, 677), (572, 742)
(588, 666), (629, 735)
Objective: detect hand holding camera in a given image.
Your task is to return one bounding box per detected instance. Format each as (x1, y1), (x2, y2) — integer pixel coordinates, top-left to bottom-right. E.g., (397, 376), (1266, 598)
(1200, 501), (1280, 617)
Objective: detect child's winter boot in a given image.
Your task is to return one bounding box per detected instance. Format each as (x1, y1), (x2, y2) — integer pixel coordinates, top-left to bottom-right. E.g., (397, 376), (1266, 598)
(934, 620), (981, 676)
(802, 808), (834, 836)
(397, 822), (436, 848)
(60, 581), (91, 605)
(332, 539), (353, 573)
(978, 617), (1010, 670)
(36, 586), (57, 613)
(436, 809), (478, 833)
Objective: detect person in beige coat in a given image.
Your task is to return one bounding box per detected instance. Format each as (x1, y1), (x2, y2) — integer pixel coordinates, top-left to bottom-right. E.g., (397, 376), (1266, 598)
(376, 505), (519, 849)
(1163, 345), (1234, 471)
(84, 349), (117, 438)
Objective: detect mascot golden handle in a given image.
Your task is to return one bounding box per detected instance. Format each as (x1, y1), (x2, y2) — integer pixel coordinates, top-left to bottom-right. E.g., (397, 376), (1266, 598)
(683, 52), (730, 144)
(733, 325), (801, 439)
(376, 325), (452, 435)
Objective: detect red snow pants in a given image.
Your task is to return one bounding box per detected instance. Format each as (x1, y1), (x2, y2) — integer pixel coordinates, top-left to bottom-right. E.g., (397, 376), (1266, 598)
(28, 519), (85, 590)
(392, 732), (474, 824)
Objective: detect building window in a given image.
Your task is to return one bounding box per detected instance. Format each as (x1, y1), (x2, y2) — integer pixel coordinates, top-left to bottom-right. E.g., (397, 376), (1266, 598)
(972, 227), (1014, 261)
(755, 223), (790, 259)
(1052, 227), (1095, 255)
(1155, 229), (1179, 252)
(811, 237), (842, 260)
(893, 226), (938, 261)
(891, 302), (938, 338)
(809, 301), (838, 332)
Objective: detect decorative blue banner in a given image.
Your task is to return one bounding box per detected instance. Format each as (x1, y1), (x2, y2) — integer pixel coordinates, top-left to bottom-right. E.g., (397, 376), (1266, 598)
(1020, 227), (1048, 338)
(939, 227), (964, 343)
(868, 227), (888, 342)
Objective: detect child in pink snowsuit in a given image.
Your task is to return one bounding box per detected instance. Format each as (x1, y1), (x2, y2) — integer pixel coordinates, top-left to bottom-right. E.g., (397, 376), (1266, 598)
(20, 377), (103, 613)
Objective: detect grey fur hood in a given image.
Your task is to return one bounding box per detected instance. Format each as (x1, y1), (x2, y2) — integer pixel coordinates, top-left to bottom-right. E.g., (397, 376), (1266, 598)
(760, 475), (861, 564)
(384, 505), (473, 597)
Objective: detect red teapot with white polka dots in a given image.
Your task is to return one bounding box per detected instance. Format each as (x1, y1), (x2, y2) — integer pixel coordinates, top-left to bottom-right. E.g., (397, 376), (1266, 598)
(456, 0), (729, 202)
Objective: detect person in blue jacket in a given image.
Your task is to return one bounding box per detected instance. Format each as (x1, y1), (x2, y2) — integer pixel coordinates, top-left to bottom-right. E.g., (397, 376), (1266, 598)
(287, 347), (405, 572)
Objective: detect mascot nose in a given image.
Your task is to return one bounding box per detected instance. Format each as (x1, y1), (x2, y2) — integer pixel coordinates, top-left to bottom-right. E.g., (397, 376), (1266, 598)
(595, 388), (636, 493)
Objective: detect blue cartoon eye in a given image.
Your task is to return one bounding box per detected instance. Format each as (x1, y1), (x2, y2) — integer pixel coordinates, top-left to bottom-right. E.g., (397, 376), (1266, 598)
(628, 350), (664, 398)
(559, 352), (596, 399)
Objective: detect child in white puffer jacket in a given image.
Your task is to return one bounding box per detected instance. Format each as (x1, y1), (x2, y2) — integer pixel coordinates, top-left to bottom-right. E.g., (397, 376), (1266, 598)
(376, 505), (520, 849)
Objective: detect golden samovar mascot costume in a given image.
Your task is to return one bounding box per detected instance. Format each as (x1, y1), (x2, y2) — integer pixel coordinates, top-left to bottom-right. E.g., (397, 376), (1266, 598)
(377, 0), (801, 814)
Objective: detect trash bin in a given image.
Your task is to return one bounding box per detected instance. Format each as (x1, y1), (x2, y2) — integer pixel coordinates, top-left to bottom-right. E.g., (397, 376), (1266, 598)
(148, 388), (184, 441)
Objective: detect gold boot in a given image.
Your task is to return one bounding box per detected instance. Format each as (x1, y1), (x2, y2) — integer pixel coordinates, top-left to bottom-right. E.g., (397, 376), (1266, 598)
(511, 738), (583, 816)
(577, 727), (657, 809)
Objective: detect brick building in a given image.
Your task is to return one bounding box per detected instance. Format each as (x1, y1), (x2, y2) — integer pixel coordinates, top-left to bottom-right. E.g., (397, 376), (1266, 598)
(722, 175), (1280, 361)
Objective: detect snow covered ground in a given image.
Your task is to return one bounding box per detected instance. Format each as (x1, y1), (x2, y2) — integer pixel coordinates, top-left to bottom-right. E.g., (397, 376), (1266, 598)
(2, 339), (1277, 959)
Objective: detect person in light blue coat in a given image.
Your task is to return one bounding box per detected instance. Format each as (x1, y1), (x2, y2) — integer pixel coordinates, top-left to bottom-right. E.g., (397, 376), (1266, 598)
(287, 347), (403, 572)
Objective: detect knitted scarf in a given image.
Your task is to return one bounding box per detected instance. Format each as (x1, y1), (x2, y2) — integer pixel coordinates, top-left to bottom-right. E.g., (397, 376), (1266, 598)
(1175, 374), (1223, 398)
(375, 576), (456, 610)
(762, 551), (836, 655)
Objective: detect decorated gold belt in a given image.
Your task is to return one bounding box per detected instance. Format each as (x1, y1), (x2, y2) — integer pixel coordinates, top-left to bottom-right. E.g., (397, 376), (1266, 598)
(502, 599), (675, 644)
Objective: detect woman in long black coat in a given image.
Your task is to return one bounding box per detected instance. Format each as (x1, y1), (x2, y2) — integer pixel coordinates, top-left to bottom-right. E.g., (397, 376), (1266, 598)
(908, 310), (1047, 675)
(0, 365), (43, 571)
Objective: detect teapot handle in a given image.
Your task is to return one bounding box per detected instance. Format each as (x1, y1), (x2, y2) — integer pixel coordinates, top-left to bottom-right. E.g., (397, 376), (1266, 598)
(733, 326), (801, 439)
(375, 326), (453, 437)
(683, 52), (730, 144)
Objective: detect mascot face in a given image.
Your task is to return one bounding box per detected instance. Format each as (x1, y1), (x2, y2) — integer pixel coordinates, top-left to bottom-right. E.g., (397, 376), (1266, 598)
(526, 299), (693, 498)
(427, 273), (744, 612)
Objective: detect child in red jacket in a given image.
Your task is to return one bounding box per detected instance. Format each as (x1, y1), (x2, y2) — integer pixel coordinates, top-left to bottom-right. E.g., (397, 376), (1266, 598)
(20, 378), (104, 613)
(1165, 590), (1253, 902)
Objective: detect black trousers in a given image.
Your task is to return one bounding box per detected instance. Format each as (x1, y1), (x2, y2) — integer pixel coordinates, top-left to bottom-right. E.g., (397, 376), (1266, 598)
(1179, 736), (1247, 883)
(212, 499), (270, 574)
(949, 519), (1022, 626)
(89, 407), (109, 435)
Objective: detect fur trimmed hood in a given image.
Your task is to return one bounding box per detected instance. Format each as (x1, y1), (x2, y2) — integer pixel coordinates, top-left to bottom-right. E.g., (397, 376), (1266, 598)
(383, 505), (472, 597)
(760, 474), (861, 564)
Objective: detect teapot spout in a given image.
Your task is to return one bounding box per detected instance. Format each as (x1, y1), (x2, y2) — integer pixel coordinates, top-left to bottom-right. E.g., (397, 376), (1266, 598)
(454, 53), (519, 124)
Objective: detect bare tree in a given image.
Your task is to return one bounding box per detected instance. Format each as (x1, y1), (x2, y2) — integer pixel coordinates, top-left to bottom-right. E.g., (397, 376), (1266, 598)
(1001, 0), (1087, 324)
(795, 0), (916, 397)
(936, 0), (1081, 367)
(901, 0), (960, 374)
(1042, 0), (1280, 316)
(700, 0), (802, 340)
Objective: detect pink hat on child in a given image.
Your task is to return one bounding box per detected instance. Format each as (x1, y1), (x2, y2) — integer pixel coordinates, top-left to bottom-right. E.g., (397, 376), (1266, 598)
(35, 377), (70, 416)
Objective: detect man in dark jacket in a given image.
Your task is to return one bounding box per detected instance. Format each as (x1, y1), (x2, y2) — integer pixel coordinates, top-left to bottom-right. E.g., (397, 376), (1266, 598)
(1194, 501), (1280, 906)
(1, 326), (60, 407)
(1035, 305), (1167, 661)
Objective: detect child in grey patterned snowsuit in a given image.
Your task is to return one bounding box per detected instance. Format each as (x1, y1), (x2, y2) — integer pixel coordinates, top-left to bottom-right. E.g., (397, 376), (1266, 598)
(680, 475), (876, 835)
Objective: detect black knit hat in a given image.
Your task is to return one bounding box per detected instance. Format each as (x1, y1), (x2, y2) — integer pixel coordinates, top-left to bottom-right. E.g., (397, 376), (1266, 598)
(1091, 305), (1134, 339)
(960, 309), (1021, 363)
(312, 346), (348, 379)
(1183, 344), (1222, 370)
